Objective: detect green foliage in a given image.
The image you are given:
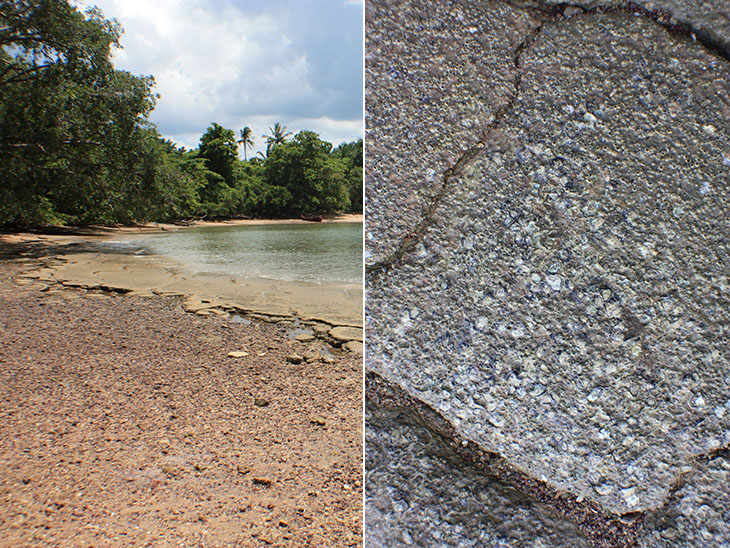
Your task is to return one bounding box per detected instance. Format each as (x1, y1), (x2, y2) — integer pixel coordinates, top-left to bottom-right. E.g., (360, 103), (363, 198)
(263, 130), (350, 216)
(332, 138), (363, 212)
(263, 122), (292, 155)
(198, 122), (238, 185)
(0, 0), (160, 226)
(0, 2), (363, 227)
(237, 126), (254, 161)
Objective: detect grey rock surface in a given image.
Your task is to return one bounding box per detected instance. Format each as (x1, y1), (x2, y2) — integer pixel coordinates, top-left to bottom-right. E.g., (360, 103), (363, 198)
(537, 0), (730, 58)
(364, 0), (534, 265)
(366, 0), (730, 543)
(639, 451), (730, 547)
(366, 403), (591, 548)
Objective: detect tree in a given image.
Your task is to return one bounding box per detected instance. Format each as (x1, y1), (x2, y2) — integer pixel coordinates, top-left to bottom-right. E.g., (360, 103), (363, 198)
(237, 125), (254, 161)
(263, 130), (349, 216)
(0, 0), (159, 226)
(198, 122), (238, 186)
(263, 122), (292, 155)
(332, 138), (363, 212)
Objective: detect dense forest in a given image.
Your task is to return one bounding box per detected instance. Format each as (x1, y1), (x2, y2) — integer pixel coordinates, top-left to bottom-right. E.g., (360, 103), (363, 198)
(0, 1), (362, 227)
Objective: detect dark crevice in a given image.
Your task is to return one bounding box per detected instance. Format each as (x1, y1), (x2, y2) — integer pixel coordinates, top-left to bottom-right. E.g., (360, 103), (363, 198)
(367, 371), (730, 548)
(366, 0), (730, 277)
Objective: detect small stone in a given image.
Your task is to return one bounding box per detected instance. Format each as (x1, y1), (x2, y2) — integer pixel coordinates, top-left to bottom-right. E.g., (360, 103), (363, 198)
(286, 354), (304, 364)
(620, 487), (639, 507)
(302, 351), (321, 363)
(310, 416), (327, 427)
(321, 355), (336, 364)
(703, 124), (717, 136)
(227, 351), (249, 358)
(254, 398), (270, 407)
(487, 414), (505, 428)
(252, 477), (273, 486)
(237, 464), (250, 475)
(161, 465), (179, 477)
(545, 274), (562, 291)
(343, 341), (363, 353)
(594, 483), (614, 496)
(328, 326), (363, 342)
(279, 520), (288, 528)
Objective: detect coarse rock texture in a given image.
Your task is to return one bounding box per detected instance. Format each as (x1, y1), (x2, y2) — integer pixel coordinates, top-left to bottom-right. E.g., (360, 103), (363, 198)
(366, 402), (591, 548)
(537, 0), (730, 58)
(638, 450), (730, 547)
(364, 0), (535, 265)
(0, 261), (362, 547)
(365, 0), (730, 546)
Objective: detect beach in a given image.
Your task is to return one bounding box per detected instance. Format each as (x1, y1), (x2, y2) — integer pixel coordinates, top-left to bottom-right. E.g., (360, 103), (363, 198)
(0, 218), (363, 546)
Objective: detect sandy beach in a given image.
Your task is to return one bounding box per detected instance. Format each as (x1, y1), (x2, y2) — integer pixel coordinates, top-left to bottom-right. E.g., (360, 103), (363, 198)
(0, 215), (363, 341)
(0, 218), (363, 547)
(0, 263), (362, 547)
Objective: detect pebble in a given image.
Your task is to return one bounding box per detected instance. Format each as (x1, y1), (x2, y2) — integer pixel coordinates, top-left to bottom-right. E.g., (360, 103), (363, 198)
(344, 341), (363, 353)
(545, 274), (562, 291)
(286, 354), (304, 364)
(227, 351), (249, 358)
(252, 477), (273, 486)
(310, 416), (327, 427)
(254, 398), (270, 407)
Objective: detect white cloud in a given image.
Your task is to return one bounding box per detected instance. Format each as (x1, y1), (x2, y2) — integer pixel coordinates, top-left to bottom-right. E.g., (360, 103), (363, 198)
(168, 115), (362, 157)
(77, 0), (363, 154)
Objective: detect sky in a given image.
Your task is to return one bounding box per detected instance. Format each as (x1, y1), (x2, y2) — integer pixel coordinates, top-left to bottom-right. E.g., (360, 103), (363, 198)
(75, 0), (363, 157)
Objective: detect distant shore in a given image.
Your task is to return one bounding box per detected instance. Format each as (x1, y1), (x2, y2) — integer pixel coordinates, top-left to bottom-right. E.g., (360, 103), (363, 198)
(116, 212), (363, 233)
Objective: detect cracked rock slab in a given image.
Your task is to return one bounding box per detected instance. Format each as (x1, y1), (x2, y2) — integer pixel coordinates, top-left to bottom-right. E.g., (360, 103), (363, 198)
(365, 0), (536, 265)
(535, 0), (730, 59)
(639, 451), (730, 547)
(366, 0), (730, 531)
(366, 401), (591, 548)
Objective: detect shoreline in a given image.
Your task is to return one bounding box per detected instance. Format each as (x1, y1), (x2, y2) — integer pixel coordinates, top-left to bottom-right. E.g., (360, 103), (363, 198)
(0, 213), (363, 238)
(0, 215), (363, 348)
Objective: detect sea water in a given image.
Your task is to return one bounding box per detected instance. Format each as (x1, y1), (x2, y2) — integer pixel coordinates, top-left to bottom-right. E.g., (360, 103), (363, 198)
(114, 222), (362, 285)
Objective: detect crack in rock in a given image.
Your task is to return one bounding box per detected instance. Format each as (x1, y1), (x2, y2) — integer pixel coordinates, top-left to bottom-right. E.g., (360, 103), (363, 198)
(366, 0), (730, 276)
(368, 371), (730, 548)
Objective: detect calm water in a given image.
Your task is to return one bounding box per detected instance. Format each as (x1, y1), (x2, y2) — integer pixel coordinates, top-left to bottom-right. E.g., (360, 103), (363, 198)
(118, 222), (363, 285)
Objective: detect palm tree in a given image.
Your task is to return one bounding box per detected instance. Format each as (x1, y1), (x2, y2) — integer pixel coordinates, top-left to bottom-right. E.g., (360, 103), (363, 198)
(237, 126), (254, 161)
(264, 122), (292, 154)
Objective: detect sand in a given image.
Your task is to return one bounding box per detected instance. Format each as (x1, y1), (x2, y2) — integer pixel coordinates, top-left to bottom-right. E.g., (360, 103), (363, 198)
(0, 215), (363, 342)
(0, 257), (363, 547)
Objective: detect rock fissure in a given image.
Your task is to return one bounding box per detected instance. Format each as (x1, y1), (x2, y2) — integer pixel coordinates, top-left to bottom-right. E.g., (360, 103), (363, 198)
(367, 370), (730, 548)
(366, 0), (730, 276)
